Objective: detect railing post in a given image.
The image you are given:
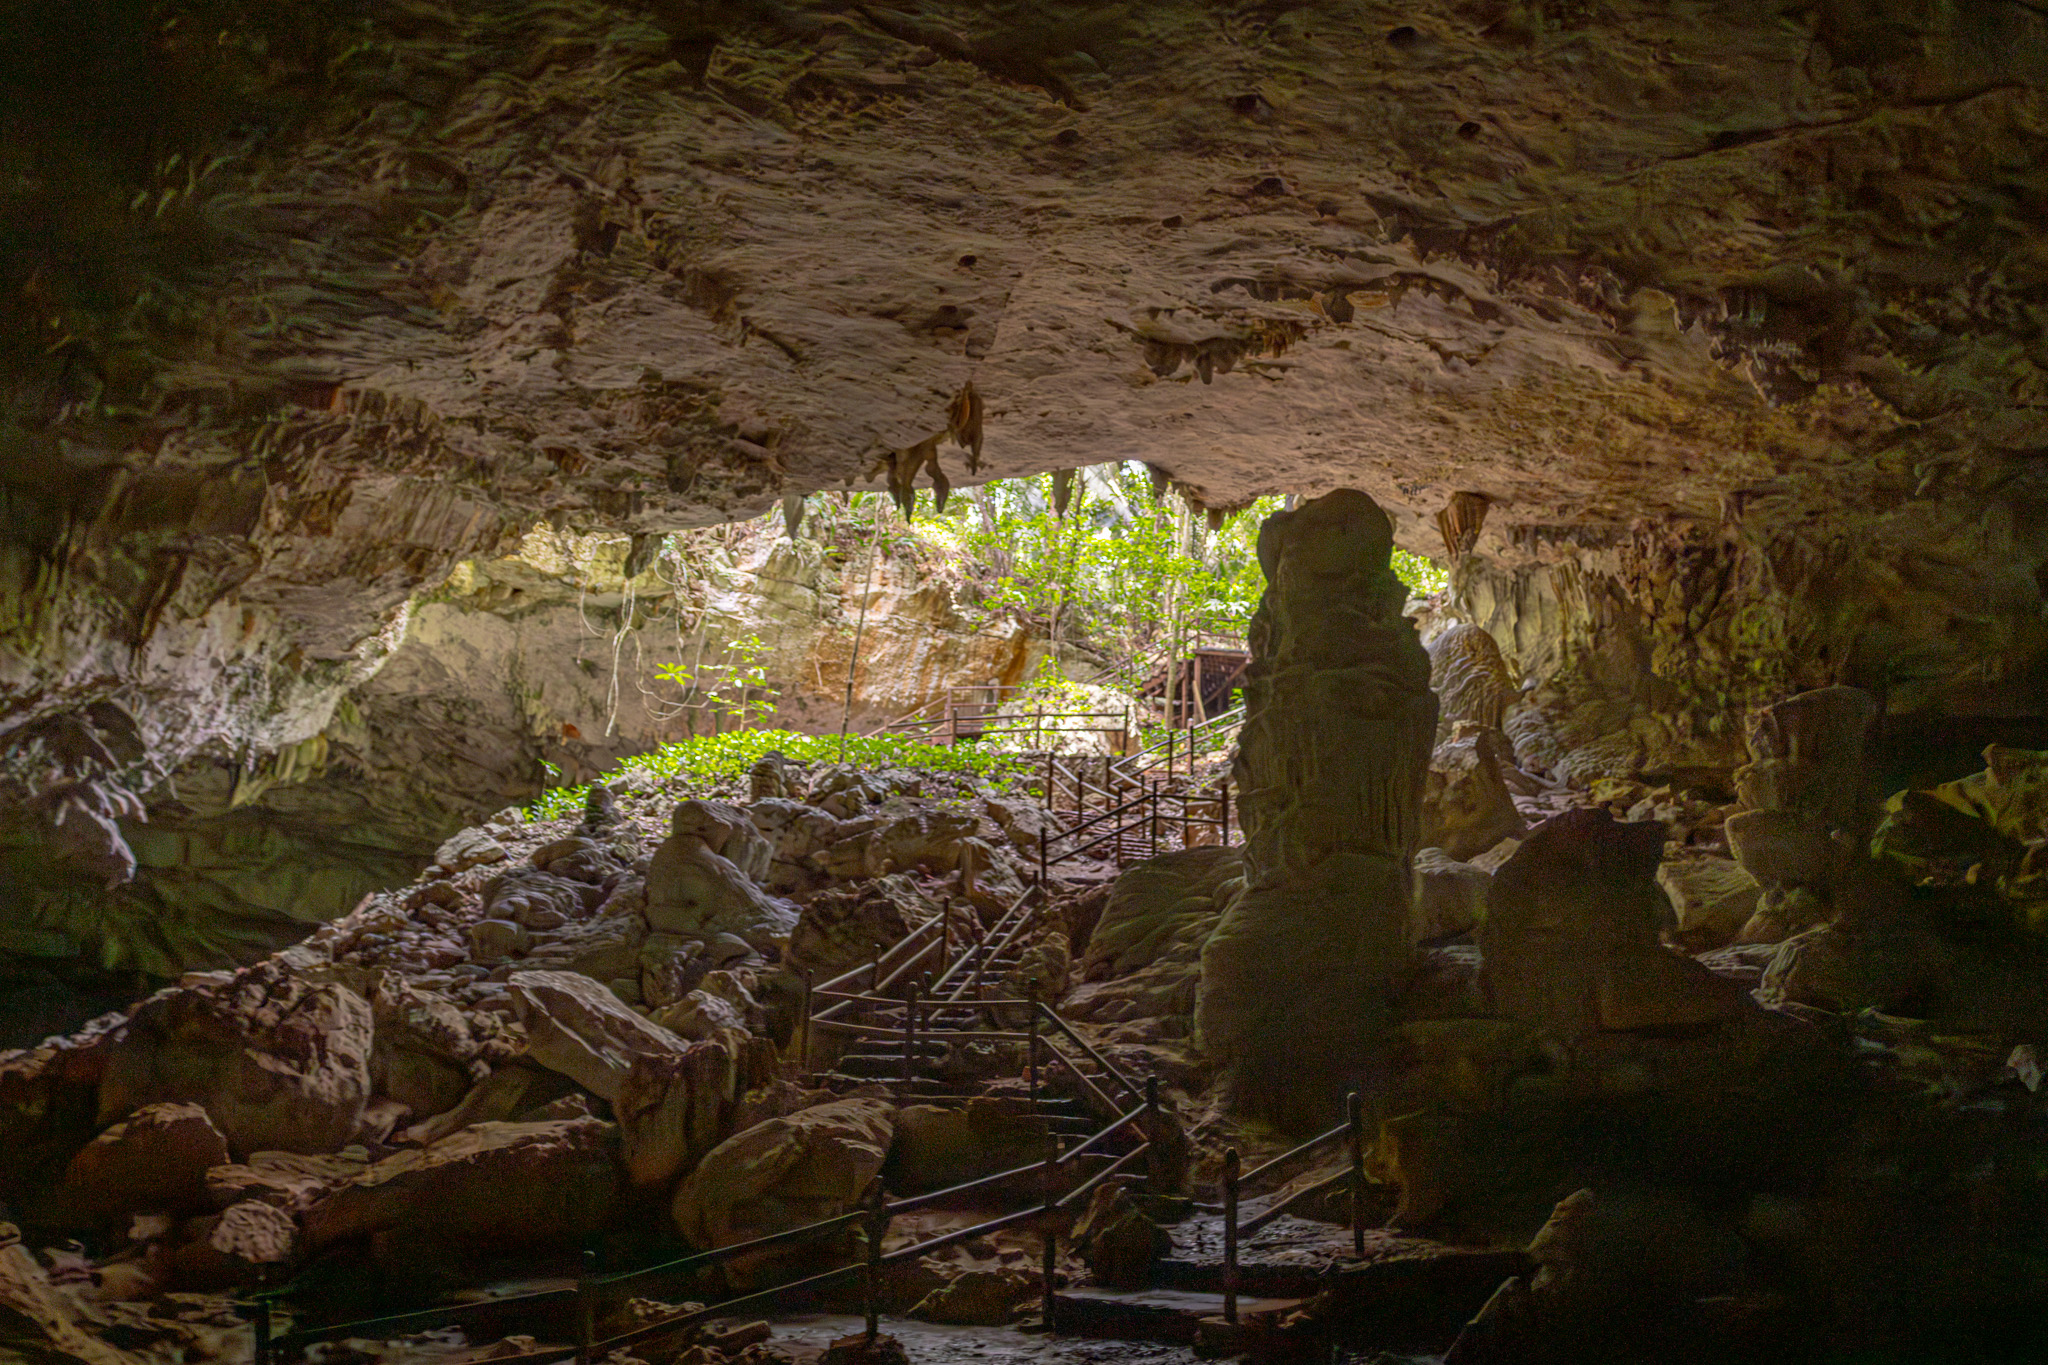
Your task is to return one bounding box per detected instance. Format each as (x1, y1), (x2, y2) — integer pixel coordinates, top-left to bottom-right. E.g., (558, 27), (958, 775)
(249, 1293), (271, 1365)
(1044, 750), (1054, 808)
(798, 969), (813, 1075)
(1149, 781), (1160, 857)
(1223, 1148), (1240, 1326)
(1348, 1091), (1366, 1258)
(574, 1247), (596, 1365)
(871, 942), (885, 995)
(1026, 984), (1041, 1109)
(1039, 824), (1049, 887)
(902, 982), (919, 1090)
(1220, 777), (1231, 848)
(863, 1178), (887, 1343)
(1143, 1074), (1162, 1193)
(1043, 1229), (1059, 1333)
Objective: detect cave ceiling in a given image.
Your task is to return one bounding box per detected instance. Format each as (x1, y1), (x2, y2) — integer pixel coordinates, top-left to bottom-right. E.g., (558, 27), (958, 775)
(4, 0), (2048, 821)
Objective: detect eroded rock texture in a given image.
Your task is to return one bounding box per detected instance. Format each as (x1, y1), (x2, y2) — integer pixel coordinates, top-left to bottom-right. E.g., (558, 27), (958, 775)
(1196, 490), (1436, 1124)
(5, 0), (2048, 986)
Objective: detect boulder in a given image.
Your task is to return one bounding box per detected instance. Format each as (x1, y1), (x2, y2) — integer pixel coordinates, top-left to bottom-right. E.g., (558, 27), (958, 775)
(530, 835), (626, 885)
(910, 1269), (1036, 1325)
(168, 1200), (298, 1288)
(749, 751), (802, 800)
(809, 767), (892, 818)
(617, 1033), (776, 1191)
(1002, 933), (1071, 1002)
(525, 908), (648, 983)
(0, 1011), (128, 1204)
(1064, 847), (1239, 1028)
(434, 827), (508, 873)
(1422, 726), (1526, 862)
(747, 798), (843, 892)
(957, 837), (1030, 912)
(484, 867), (598, 928)
(1655, 855), (1762, 950)
(814, 811), (977, 880)
(1723, 811), (1841, 890)
(640, 933), (710, 1008)
(883, 1100), (1047, 1194)
(302, 1117), (622, 1259)
(820, 1332), (910, 1365)
(398, 1061), (577, 1146)
(1871, 747), (2048, 927)
(366, 975), (486, 1121)
(508, 971), (693, 1102)
(1071, 1182), (1168, 1289)
(1412, 848), (1491, 944)
(672, 799), (775, 884)
(96, 962), (373, 1157)
(671, 1097), (894, 1251)
(787, 876), (936, 982)
(467, 919), (530, 962)
(1726, 687), (1878, 928)
(984, 796), (1056, 855)
(644, 838), (800, 955)
(1478, 810), (1747, 1036)
(40, 1102), (228, 1226)
(1732, 686), (1879, 830)
(649, 990), (750, 1041)
(0, 1235), (140, 1365)
(205, 1149), (372, 1214)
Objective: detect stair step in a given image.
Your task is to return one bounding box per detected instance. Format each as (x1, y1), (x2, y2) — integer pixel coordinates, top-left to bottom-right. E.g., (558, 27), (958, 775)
(1050, 1287), (1303, 1346)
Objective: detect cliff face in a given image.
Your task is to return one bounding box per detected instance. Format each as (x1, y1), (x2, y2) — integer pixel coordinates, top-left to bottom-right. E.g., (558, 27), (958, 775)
(3, 2), (2047, 952)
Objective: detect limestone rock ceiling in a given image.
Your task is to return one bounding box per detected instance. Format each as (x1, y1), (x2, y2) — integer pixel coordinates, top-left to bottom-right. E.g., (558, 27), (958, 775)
(5, 0), (2048, 826)
(189, 0), (2048, 541)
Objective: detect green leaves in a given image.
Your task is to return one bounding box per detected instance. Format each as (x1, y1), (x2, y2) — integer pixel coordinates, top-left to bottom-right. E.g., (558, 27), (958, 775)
(523, 728), (1027, 820)
(655, 634), (780, 730)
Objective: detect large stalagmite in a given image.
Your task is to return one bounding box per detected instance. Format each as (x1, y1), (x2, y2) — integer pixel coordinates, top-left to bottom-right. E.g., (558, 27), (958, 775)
(1195, 490), (1437, 1125)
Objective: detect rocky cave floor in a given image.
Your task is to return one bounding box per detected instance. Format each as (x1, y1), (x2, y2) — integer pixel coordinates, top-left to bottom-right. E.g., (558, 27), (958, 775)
(5, 692), (2048, 1365)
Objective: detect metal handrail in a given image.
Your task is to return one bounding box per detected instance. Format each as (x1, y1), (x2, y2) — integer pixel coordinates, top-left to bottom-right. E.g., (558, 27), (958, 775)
(810, 910), (945, 996)
(1038, 1006), (1142, 1106)
(1240, 1169), (1351, 1236)
(1237, 1119), (1349, 1189)
(925, 884), (1037, 1000)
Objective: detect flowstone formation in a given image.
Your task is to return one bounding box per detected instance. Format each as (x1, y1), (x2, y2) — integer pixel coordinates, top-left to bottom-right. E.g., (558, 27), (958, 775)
(1196, 489), (1437, 1124)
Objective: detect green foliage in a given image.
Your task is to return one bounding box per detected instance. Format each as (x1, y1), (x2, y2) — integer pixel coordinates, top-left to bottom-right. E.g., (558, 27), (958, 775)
(977, 657), (1131, 754)
(654, 633), (779, 730)
(524, 729), (1026, 821)
(893, 467), (1447, 691)
(1392, 548), (1449, 596)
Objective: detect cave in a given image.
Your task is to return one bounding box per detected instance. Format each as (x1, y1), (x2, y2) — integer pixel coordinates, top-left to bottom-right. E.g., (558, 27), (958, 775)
(5, 2), (2048, 1362)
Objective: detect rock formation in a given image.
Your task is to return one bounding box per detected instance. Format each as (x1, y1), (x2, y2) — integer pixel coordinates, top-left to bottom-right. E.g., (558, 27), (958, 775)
(1478, 809), (1746, 1036)
(1197, 489), (1437, 1124)
(1725, 686), (1879, 942)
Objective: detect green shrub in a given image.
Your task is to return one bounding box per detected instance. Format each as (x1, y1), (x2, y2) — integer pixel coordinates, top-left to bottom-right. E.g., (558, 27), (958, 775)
(524, 729), (1027, 820)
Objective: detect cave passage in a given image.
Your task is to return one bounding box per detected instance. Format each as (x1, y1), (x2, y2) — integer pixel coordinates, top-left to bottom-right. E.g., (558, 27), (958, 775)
(5, 1), (2048, 1362)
